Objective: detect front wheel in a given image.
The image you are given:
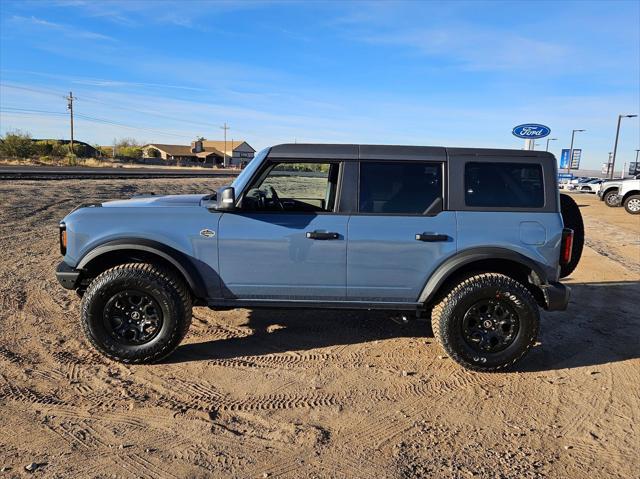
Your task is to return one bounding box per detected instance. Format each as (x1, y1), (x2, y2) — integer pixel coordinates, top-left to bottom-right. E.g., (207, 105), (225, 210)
(431, 273), (539, 372)
(624, 194), (640, 214)
(81, 263), (192, 364)
(604, 190), (620, 207)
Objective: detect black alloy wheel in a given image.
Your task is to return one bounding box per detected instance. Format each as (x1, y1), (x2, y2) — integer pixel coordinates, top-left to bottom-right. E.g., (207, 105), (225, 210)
(461, 298), (519, 354)
(103, 290), (163, 345)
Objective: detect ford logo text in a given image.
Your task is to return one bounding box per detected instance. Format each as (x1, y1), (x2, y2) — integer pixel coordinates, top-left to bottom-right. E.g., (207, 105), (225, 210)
(512, 124), (551, 139)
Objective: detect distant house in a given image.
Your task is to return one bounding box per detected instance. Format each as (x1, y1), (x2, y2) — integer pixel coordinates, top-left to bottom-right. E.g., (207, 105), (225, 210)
(143, 139), (255, 167)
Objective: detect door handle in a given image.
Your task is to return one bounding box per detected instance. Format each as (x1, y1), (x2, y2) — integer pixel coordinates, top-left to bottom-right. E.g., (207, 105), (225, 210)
(415, 233), (450, 242)
(306, 231), (340, 240)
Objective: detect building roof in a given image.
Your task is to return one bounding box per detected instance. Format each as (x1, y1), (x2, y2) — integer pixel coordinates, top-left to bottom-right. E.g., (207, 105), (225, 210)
(146, 144), (196, 157)
(202, 140), (255, 156)
(146, 142), (247, 158)
(196, 150), (223, 158)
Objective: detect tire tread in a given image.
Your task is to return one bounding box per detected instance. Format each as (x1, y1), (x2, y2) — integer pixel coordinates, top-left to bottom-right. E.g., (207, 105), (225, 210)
(430, 273), (539, 372)
(80, 263), (192, 364)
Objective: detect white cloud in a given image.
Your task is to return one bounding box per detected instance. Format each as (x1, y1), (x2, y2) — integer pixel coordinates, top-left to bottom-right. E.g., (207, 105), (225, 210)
(8, 15), (114, 41)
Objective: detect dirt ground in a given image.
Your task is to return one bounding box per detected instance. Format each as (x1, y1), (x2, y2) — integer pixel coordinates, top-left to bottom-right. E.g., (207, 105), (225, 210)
(0, 179), (638, 479)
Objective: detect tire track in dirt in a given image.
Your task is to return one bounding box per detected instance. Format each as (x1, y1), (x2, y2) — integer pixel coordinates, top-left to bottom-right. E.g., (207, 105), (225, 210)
(0, 374), (66, 406)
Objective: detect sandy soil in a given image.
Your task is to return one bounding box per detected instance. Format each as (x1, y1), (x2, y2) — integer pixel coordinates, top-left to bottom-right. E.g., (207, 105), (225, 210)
(0, 181), (638, 478)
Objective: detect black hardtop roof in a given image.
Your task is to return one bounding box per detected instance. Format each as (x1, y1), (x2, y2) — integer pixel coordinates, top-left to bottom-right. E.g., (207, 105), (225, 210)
(268, 143), (554, 161)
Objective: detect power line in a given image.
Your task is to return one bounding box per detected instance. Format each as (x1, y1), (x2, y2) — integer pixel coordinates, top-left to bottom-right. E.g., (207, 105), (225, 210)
(1, 107), (193, 140)
(74, 113), (192, 139)
(75, 94), (215, 130)
(1, 106), (67, 115)
(0, 83), (66, 99)
(1, 82), (214, 133)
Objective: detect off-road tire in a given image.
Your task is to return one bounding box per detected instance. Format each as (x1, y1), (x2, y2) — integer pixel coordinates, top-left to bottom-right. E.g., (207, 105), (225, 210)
(81, 263), (192, 364)
(604, 189), (620, 207)
(431, 273), (539, 372)
(623, 194), (640, 214)
(559, 193), (584, 278)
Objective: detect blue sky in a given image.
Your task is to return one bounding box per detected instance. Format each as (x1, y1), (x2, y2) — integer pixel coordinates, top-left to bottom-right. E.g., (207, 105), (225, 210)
(0, 0), (638, 169)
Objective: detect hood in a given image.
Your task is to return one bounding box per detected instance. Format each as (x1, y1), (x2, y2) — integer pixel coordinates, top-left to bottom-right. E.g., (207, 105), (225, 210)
(102, 194), (209, 208)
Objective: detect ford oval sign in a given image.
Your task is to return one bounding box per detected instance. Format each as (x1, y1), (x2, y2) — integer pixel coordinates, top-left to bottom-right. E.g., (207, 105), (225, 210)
(512, 124), (551, 139)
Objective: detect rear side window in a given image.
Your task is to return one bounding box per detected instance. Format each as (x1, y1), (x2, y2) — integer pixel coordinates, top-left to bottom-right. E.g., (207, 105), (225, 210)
(465, 162), (544, 208)
(359, 162), (442, 214)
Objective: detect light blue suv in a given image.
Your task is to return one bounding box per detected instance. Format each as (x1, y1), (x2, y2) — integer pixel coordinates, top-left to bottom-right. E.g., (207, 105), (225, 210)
(56, 144), (582, 371)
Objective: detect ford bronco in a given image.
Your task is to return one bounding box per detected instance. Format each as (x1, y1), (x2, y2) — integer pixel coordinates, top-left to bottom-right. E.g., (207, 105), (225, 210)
(56, 144), (584, 371)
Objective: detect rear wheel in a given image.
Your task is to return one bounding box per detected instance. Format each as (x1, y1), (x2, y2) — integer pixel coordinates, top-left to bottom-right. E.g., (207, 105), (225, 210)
(624, 194), (640, 214)
(604, 190), (620, 207)
(81, 263), (192, 364)
(559, 193), (584, 278)
(431, 273), (539, 372)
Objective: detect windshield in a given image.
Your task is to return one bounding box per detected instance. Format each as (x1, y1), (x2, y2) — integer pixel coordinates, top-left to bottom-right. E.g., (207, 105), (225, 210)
(231, 147), (269, 194)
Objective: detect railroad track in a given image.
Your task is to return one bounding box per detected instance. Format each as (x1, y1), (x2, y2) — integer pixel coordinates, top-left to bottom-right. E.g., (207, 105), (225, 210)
(0, 165), (240, 180)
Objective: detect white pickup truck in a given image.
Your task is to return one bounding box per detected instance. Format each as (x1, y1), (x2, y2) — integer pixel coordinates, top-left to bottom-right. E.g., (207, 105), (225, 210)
(618, 179), (640, 214)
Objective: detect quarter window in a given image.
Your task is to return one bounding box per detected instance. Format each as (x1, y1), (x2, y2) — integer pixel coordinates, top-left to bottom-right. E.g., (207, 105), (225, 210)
(359, 162), (442, 214)
(465, 162), (544, 208)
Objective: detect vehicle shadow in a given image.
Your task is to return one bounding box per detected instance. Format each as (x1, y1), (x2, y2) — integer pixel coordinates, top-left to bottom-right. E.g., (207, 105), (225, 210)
(515, 280), (640, 372)
(171, 281), (640, 372)
(169, 309), (428, 363)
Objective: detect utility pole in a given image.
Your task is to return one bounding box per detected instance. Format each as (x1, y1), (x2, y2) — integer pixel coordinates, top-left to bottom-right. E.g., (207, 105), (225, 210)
(220, 122), (230, 167)
(610, 114), (638, 179)
(567, 129), (585, 174)
(66, 91), (76, 156)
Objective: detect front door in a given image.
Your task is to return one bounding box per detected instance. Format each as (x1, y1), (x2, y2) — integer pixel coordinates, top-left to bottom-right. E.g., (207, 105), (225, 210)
(347, 161), (457, 302)
(218, 161), (347, 300)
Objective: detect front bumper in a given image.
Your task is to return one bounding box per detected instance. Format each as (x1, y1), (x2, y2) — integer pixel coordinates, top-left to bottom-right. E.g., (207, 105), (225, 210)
(541, 281), (570, 311)
(56, 261), (81, 290)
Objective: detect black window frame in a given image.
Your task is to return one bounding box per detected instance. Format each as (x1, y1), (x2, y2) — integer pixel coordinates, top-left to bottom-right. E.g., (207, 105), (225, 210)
(447, 155), (557, 213)
(354, 160), (446, 217)
(236, 158), (347, 215)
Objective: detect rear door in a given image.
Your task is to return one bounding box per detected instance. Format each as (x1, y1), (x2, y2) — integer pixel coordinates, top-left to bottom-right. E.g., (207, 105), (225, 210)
(347, 160), (457, 302)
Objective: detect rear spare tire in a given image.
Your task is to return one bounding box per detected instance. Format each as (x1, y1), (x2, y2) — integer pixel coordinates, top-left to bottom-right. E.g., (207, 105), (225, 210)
(559, 193), (584, 278)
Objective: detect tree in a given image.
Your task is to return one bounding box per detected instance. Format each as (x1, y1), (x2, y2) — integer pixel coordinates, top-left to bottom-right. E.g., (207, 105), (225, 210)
(0, 130), (34, 158)
(146, 147), (160, 158)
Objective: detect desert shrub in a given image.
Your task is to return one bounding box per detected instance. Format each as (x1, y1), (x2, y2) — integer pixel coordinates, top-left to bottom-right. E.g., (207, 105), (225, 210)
(66, 153), (78, 166)
(118, 146), (143, 159)
(0, 130), (33, 158)
(33, 140), (55, 156)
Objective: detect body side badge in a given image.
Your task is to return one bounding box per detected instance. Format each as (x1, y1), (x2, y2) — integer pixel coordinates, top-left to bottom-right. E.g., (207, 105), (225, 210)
(200, 229), (216, 238)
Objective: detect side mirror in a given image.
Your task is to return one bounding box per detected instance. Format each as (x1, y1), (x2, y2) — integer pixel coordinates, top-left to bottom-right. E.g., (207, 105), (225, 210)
(216, 186), (236, 211)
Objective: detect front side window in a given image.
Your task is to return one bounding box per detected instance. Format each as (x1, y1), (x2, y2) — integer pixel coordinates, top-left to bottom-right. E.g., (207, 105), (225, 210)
(465, 162), (544, 208)
(359, 162), (442, 214)
(243, 162), (340, 212)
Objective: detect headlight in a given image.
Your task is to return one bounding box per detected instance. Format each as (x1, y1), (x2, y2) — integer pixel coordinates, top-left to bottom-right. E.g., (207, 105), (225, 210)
(59, 222), (67, 255)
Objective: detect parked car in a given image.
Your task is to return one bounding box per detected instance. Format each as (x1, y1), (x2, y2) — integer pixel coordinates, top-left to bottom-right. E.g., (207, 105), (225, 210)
(55, 144), (583, 372)
(598, 174), (640, 207)
(618, 179), (640, 214)
(565, 177), (595, 191)
(577, 179), (604, 193)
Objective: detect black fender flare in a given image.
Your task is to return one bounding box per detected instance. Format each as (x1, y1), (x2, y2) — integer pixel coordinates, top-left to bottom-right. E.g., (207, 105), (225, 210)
(77, 238), (208, 299)
(418, 247), (550, 304)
